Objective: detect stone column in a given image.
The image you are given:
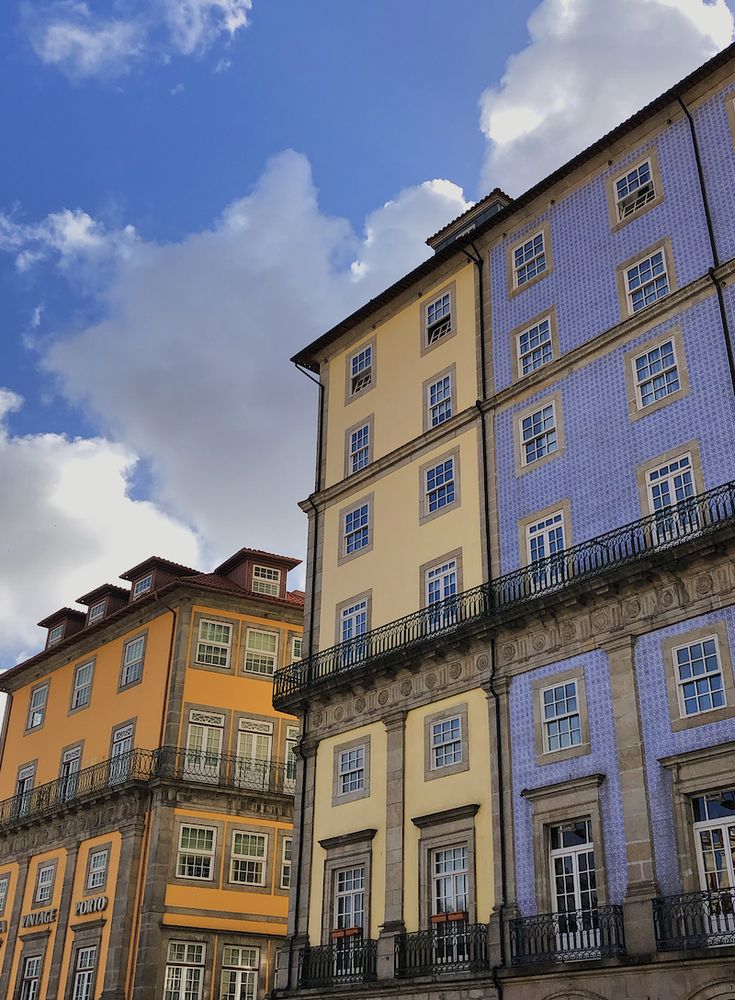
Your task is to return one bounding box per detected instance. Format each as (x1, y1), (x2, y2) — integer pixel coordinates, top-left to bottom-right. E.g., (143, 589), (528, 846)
(377, 710), (406, 981)
(101, 812), (147, 1000)
(605, 633), (658, 955)
(44, 842), (80, 1000)
(0, 855), (30, 988)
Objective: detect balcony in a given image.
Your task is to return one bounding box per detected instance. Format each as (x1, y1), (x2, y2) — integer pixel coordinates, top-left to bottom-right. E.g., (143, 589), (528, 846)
(395, 921), (489, 977)
(653, 888), (735, 951)
(0, 746), (294, 833)
(274, 480), (735, 706)
(298, 937), (377, 988)
(510, 906), (626, 966)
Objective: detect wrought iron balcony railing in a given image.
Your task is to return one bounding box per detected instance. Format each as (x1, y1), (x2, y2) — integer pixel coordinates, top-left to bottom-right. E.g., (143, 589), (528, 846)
(0, 746), (295, 832)
(653, 888), (735, 950)
(274, 480), (735, 704)
(298, 937), (377, 988)
(395, 921), (489, 977)
(510, 906), (626, 966)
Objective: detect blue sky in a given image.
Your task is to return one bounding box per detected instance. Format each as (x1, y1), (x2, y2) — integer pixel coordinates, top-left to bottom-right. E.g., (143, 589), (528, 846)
(0, 0), (733, 662)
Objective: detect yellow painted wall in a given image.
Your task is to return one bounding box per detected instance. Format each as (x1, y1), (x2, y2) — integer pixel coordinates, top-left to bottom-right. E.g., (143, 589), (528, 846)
(403, 689), (493, 931)
(8, 847), (67, 999)
(319, 425), (483, 645)
(323, 262), (477, 488)
(309, 722), (387, 944)
(0, 862), (20, 972)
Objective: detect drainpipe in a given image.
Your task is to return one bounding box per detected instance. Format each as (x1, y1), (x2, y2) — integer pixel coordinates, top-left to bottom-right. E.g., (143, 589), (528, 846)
(155, 594), (179, 750)
(676, 94), (735, 397)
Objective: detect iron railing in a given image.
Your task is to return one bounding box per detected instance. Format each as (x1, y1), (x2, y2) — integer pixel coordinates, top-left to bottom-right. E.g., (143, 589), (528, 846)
(274, 481), (735, 704)
(0, 747), (295, 832)
(653, 888), (735, 950)
(395, 922), (489, 977)
(298, 937), (377, 987)
(510, 906), (626, 966)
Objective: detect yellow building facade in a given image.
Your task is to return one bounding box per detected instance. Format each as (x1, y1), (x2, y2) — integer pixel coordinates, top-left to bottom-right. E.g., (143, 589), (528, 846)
(0, 547), (302, 1000)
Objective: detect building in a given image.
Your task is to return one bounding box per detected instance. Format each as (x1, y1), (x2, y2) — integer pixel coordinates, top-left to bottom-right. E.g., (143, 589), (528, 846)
(0, 546), (303, 1000)
(273, 44), (735, 1000)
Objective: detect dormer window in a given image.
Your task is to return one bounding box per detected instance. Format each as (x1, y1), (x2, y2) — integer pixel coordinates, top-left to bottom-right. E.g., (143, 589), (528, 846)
(48, 624), (64, 646)
(88, 600), (106, 624)
(132, 574), (153, 600)
(252, 565), (281, 597)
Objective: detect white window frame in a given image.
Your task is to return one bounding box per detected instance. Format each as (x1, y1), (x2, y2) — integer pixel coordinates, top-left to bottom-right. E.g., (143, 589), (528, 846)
(338, 746), (365, 796)
(86, 848), (109, 890)
(549, 819), (597, 918)
(220, 947), (258, 1000)
(425, 291), (452, 346)
(343, 503), (370, 556)
(48, 623), (64, 645)
(624, 247), (670, 314)
(26, 684), (48, 731)
(164, 942), (205, 1000)
(285, 725), (299, 790)
(426, 559), (458, 630)
(673, 634), (727, 718)
(424, 457), (456, 515)
(19, 955), (42, 1000)
(16, 764), (35, 816)
(176, 825), (216, 881)
(121, 635), (145, 687)
(632, 337), (681, 409)
(244, 628), (278, 675)
(517, 316), (553, 376)
(230, 831), (267, 886)
(71, 660), (94, 710)
(349, 423), (371, 474)
(195, 619), (232, 669)
(432, 844), (468, 916)
(540, 680), (583, 753)
(349, 344), (373, 396)
(614, 158), (656, 221)
(70, 945), (97, 1000)
(692, 791), (735, 900)
(520, 402), (558, 466)
(291, 636), (303, 661)
(431, 716), (463, 770)
(280, 837), (293, 890)
(334, 865), (365, 930)
(252, 565), (281, 597)
(87, 600), (106, 624)
(427, 373), (453, 428)
(0, 874), (9, 915)
(34, 862), (55, 904)
(512, 230), (547, 288)
(132, 574), (153, 599)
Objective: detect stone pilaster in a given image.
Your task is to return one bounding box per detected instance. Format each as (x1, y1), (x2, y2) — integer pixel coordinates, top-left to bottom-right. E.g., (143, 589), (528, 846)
(101, 814), (146, 1000)
(0, 856), (29, 988)
(377, 709), (407, 981)
(44, 843), (80, 1000)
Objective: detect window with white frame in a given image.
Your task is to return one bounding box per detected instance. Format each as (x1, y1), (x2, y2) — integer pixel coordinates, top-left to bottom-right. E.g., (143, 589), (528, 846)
(527, 510), (565, 566)
(341, 600), (368, 645)
(196, 619), (232, 668)
(0, 874), (9, 915)
(34, 863), (55, 904)
(692, 790), (735, 896)
(615, 159), (656, 220)
(521, 403), (557, 465)
(291, 636), (303, 661)
(87, 600), (106, 624)
(344, 503), (370, 555)
(285, 726), (299, 787)
(427, 373), (453, 427)
(646, 453), (697, 540)
(220, 946), (258, 1000)
(625, 248), (670, 313)
(633, 338), (680, 408)
(132, 574), (153, 599)
(252, 565), (281, 597)
(349, 345), (373, 396)
(121, 635), (145, 687)
(48, 623), (64, 645)
(433, 845), (468, 916)
(163, 942), (205, 1000)
(26, 684), (48, 731)
(348, 423), (371, 474)
(59, 746), (81, 801)
(334, 866), (364, 930)
(431, 716), (463, 769)
(176, 826), (215, 880)
(86, 848), (109, 890)
(186, 713), (224, 782)
(426, 559), (458, 629)
(513, 231), (547, 288)
(16, 764), (35, 817)
(426, 291), (452, 346)
(338, 746), (365, 795)
(280, 837), (293, 889)
(244, 628), (278, 675)
(19, 955), (42, 1000)
(549, 820), (597, 916)
(424, 457), (456, 514)
(71, 660), (93, 710)
(230, 831), (267, 885)
(70, 945), (96, 1000)
(518, 316), (553, 376)
(674, 636), (726, 717)
(541, 681), (582, 752)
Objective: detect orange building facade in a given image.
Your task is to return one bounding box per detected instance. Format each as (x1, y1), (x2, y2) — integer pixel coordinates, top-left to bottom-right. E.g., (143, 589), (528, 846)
(0, 547), (303, 1000)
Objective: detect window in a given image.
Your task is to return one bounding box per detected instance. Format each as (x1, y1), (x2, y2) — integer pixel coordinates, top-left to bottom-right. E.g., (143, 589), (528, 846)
(674, 636), (726, 717)
(541, 681), (582, 752)
(424, 457), (456, 514)
(132, 574), (153, 599)
(633, 338), (680, 408)
(177, 826), (215, 880)
(235, 720), (272, 789)
(163, 942), (205, 1000)
(87, 600), (106, 624)
(518, 316), (553, 376)
(426, 559), (458, 630)
(244, 629), (278, 675)
(281, 838), (293, 889)
(59, 746), (81, 801)
(48, 623), (64, 645)
(433, 846), (468, 917)
(431, 717), (463, 769)
(86, 848), (109, 890)
(338, 746), (365, 795)
(71, 660), (93, 710)
(285, 726), (299, 789)
(615, 159), (656, 220)
(196, 619), (232, 668)
(521, 403), (558, 466)
(549, 820), (597, 926)
(344, 503), (370, 555)
(693, 790), (735, 901)
(15, 765), (35, 818)
(220, 946), (258, 1000)
(348, 423), (371, 474)
(526, 509), (567, 589)
(252, 565), (281, 597)
(425, 291), (452, 346)
(427, 373), (453, 427)
(70, 946), (96, 1000)
(334, 866), (365, 930)
(230, 832), (267, 885)
(624, 247), (670, 313)
(349, 344), (373, 396)
(291, 636), (303, 661)
(34, 863), (55, 904)
(120, 635), (145, 687)
(0, 874), (9, 915)
(341, 599), (368, 645)
(646, 452), (697, 541)
(18, 955), (42, 1000)
(185, 713), (224, 783)
(512, 230), (547, 288)
(26, 683), (48, 731)
(109, 723), (134, 784)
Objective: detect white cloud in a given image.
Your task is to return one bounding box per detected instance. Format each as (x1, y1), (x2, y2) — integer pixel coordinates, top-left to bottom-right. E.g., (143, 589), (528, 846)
(0, 208), (137, 272)
(163, 0), (252, 56)
(479, 0), (734, 194)
(0, 390), (200, 664)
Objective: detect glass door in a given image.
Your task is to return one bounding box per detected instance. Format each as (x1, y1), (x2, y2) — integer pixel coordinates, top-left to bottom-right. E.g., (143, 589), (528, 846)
(332, 867), (365, 979)
(432, 845), (469, 965)
(647, 454), (697, 544)
(185, 721), (223, 783)
(426, 560), (458, 631)
(59, 746), (81, 801)
(694, 790), (735, 939)
(236, 722), (272, 790)
(549, 819), (599, 955)
(109, 725), (134, 785)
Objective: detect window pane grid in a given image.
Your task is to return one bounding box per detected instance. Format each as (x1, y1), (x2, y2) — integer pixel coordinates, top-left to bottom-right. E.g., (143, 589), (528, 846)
(542, 681), (582, 752)
(522, 404), (557, 464)
(350, 346), (372, 394)
(344, 504), (369, 554)
(196, 620), (231, 667)
(427, 293), (452, 344)
(245, 629), (278, 674)
(350, 424), (370, 473)
(177, 826), (215, 879)
(626, 250), (669, 312)
(425, 458), (455, 513)
(431, 716), (462, 768)
(433, 846), (468, 914)
(338, 746), (365, 794)
(514, 232), (546, 286)
(428, 374), (452, 427)
(72, 661), (93, 709)
(231, 832), (267, 884)
(87, 849), (108, 889)
(676, 637), (725, 715)
(121, 636), (145, 686)
(335, 866), (364, 928)
(252, 565), (281, 596)
(634, 339), (680, 406)
(616, 160), (655, 218)
(519, 318), (553, 375)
